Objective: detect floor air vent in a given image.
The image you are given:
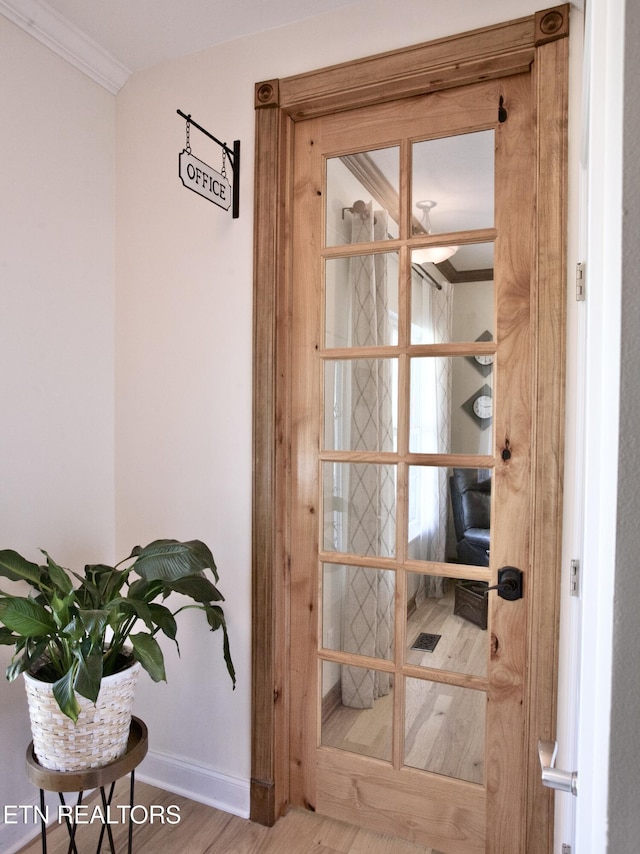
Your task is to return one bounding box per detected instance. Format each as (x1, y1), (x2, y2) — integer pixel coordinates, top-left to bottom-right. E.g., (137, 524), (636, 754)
(411, 632), (441, 652)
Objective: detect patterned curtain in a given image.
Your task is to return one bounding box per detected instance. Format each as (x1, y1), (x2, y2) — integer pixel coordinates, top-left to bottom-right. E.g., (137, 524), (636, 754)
(341, 203), (395, 709)
(417, 278), (452, 598)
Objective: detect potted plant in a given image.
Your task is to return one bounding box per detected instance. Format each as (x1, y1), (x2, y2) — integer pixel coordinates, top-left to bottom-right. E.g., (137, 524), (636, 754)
(0, 539), (235, 771)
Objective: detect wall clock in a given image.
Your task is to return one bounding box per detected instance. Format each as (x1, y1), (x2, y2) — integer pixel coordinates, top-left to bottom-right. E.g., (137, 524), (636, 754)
(467, 330), (494, 376)
(462, 383), (493, 429)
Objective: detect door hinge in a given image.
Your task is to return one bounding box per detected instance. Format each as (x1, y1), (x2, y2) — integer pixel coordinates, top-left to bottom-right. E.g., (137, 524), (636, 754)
(562, 845), (572, 854)
(570, 558), (580, 597)
(576, 262), (586, 301)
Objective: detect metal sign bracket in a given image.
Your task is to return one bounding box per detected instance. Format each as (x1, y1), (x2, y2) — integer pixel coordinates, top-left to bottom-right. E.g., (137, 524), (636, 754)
(177, 109), (240, 218)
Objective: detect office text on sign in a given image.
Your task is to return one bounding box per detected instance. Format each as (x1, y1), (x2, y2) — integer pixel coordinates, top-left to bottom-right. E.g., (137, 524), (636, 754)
(179, 150), (231, 211)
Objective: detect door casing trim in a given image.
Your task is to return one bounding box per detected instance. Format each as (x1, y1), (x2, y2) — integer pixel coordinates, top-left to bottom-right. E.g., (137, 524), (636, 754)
(251, 7), (569, 851)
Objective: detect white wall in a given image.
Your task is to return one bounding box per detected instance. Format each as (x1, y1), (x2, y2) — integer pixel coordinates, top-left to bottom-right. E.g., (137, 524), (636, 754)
(114, 0), (549, 815)
(574, 0), (624, 850)
(0, 15), (116, 852)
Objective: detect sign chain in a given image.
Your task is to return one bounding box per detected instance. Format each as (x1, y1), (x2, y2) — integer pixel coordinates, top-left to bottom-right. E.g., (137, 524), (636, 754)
(176, 108), (239, 217)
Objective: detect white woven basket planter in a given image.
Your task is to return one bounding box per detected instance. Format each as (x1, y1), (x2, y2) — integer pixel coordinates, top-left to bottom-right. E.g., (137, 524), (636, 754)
(23, 661), (141, 772)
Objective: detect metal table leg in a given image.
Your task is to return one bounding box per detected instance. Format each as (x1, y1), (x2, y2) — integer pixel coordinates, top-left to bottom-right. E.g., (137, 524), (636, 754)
(38, 789), (47, 854)
(42, 776), (137, 854)
(128, 770), (136, 854)
(95, 781), (117, 854)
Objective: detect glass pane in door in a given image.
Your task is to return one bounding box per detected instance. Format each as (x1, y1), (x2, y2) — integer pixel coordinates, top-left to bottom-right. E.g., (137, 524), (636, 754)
(324, 359), (397, 452)
(411, 243), (495, 344)
(404, 677), (485, 784)
(323, 462), (396, 557)
(325, 252), (399, 348)
(407, 467), (492, 567)
(326, 147), (400, 247)
(411, 130), (494, 235)
(321, 661), (393, 762)
(405, 571), (487, 678)
(322, 563), (395, 660)
(409, 358), (494, 455)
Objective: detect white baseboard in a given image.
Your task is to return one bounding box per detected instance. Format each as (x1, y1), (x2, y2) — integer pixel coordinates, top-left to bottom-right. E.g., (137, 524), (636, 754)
(0, 751), (250, 853)
(137, 748), (250, 819)
(1, 789), (62, 854)
(1, 824), (42, 854)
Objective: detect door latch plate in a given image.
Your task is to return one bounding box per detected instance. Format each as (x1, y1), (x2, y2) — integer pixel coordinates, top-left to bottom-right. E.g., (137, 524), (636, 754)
(484, 566), (524, 600)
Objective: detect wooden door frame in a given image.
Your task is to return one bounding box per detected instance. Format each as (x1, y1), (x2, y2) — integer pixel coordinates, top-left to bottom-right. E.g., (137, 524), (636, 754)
(251, 6), (569, 851)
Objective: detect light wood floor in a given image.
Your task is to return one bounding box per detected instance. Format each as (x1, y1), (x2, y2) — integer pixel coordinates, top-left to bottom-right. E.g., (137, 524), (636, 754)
(17, 779), (444, 854)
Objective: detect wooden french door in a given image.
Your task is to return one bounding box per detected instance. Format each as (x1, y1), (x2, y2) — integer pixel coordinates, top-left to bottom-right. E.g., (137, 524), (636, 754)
(289, 74), (538, 853)
(251, 9), (568, 854)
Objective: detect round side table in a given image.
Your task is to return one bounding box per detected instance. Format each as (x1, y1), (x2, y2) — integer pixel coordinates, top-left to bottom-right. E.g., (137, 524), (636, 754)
(25, 716), (148, 854)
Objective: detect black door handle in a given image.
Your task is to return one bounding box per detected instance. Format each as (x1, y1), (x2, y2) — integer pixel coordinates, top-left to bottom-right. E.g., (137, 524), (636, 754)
(483, 566), (523, 601)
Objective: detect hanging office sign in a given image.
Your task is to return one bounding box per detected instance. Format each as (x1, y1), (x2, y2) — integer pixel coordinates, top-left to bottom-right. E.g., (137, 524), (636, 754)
(177, 109), (240, 218)
(179, 150), (231, 211)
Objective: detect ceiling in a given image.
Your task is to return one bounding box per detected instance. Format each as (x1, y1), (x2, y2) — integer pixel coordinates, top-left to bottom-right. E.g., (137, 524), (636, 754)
(2, 0), (493, 276)
(0, 0), (359, 91)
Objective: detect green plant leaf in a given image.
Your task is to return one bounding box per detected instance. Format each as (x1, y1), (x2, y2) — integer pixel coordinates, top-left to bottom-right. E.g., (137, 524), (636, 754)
(40, 551), (74, 595)
(130, 632), (166, 682)
(6, 653), (28, 682)
(78, 610), (109, 643)
(0, 626), (18, 645)
(164, 574), (224, 603)
(181, 540), (218, 581)
(109, 597), (154, 631)
(203, 603), (226, 631)
(74, 650), (103, 703)
(103, 568), (130, 602)
(61, 615), (85, 642)
(132, 540), (216, 582)
(52, 666), (81, 723)
(6, 639), (48, 681)
(84, 564), (128, 605)
(220, 623), (236, 688)
(148, 604), (178, 641)
(49, 592), (73, 630)
(71, 571), (101, 609)
(0, 598), (56, 637)
(0, 550), (42, 586)
(127, 577), (164, 602)
(203, 605), (236, 688)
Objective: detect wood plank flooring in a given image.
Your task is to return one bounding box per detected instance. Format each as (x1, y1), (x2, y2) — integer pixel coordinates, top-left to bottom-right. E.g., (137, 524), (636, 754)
(17, 779), (444, 854)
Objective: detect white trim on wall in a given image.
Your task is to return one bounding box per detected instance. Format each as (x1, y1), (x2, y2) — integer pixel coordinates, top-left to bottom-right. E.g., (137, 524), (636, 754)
(138, 749), (250, 818)
(0, 790), (55, 854)
(0, 0), (130, 92)
(574, 0), (624, 850)
(553, 13), (586, 848)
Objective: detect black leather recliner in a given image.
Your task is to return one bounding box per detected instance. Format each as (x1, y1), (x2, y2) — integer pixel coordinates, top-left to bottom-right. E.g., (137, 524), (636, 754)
(449, 468), (491, 567)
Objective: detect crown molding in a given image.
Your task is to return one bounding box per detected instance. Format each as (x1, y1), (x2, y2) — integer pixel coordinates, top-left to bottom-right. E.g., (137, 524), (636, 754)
(0, 0), (131, 94)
